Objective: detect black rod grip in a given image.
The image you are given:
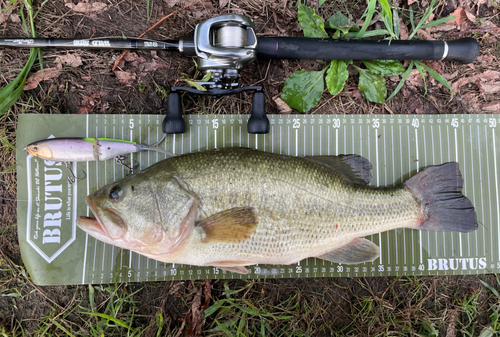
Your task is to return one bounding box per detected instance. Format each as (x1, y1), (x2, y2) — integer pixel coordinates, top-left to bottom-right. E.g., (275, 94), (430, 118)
(257, 37), (479, 64)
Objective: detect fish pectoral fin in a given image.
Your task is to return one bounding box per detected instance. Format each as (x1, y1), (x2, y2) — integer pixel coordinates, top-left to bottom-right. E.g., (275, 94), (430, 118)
(197, 207), (258, 243)
(306, 154), (372, 185)
(318, 238), (380, 264)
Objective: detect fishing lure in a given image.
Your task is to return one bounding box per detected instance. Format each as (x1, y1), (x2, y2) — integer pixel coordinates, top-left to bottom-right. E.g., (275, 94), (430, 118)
(24, 136), (175, 183)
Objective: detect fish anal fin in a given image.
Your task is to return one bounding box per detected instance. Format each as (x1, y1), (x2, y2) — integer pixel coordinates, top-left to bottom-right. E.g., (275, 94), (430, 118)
(318, 238), (380, 264)
(306, 154), (372, 185)
(197, 207), (258, 243)
(208, 260), (253, 274)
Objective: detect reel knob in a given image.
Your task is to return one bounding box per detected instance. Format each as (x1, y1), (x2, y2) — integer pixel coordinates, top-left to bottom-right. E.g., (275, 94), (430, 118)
(247, 92), (269, 134)
(162, 92), (186, 134)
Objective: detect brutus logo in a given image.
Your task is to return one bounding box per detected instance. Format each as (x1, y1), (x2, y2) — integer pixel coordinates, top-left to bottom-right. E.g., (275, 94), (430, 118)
(26, 135), (77, 263)
(428, 257), (487, 271)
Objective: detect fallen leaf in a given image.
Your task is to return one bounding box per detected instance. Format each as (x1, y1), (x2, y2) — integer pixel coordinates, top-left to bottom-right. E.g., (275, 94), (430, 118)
(273, 96), (292, 114)
(9, 13), (20, 23)
(219, 0), (230, 7)
(55, 54), (83, 68)
(480, 103), (500, 113)
(424, 61), (444, 75)
(82, 76), (92, 81)
(65, 1), (108, 14)
(477, 55), (493, 65)
(24, 64), (63, 90)
(446, 7), (467, 25)
(399, 18), (408, 40)
(406, 69), (425, 88)
(114, 71), (136, 86)
(479, 82), (500, 94)
(451, 70), (500, 93)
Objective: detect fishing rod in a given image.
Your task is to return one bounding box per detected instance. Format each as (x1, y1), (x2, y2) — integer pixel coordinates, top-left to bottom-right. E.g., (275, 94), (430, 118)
(2, 14), (480, 134)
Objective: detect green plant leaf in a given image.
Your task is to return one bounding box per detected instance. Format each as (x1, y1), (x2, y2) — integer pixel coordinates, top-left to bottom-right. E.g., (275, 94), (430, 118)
(185, 80), (207, 92)
(355, 66), (386, 103)
(281, 68), (327, 112)
(326, 60), (349, 95)
(298, 4), (328, 38)
(344, 29), (390, 38)
(362, 60), (405, 76)
(319, 0), (327, 6)
(378, 0), (393, 36)
(325, 11), (350, 30)
(356, 0), (376, 38)
(386, 60), (414, 101)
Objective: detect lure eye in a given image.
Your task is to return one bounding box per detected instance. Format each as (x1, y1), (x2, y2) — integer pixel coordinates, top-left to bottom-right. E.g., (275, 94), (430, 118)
(109, 185), (122, 200)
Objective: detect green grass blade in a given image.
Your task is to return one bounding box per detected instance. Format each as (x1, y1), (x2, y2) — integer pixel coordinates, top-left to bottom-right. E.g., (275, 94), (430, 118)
(50, 319), (76, 337)
(393, 9), (400, 39)
(480, 280), (500, 298)
(344, 29), (389, 38)
(416, 60), (453, 98)
(386, 60), (414, 101)
(378, 0), (394, 36)
(81, 312), (131, 329)
(408, 0), (438, 39)
(356, 0), (377, 38)
(414, 61), (428, 96)
(0, 136), (15, 150)
(419, 15), (455, 29)
(215, 320), (235, 337)
(147, 0), (150, 21)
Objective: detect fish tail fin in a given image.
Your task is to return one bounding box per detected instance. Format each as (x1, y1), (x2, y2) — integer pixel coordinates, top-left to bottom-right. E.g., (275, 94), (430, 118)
(405, 162), (477, 233)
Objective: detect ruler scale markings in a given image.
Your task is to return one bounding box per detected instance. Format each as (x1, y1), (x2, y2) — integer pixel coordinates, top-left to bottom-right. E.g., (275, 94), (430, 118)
(92, 122), (99, 277)
(335, 128), (338, 156)
(343, 123), (346, 154)
(327, 126), (330, 155)
(468, 124), (478, 256)
(407, 125), (414, 266)
(423, 125), (431, 258)
(438, 125), (446, 257)
(415, 127), (423, 265)
(288, 126), (290, 155)
(476, 125), (486, 256)
(295, 129), (298, 156)
(82, 115), (90, 284)
(383, 125), (390, 265)
(493, 128), (500, 262)
(374, 124), (382, 263)
(485, 124), (494, 262)
(391, 125), (397, 265)
(398, 125), (406, 265)
(446, 124), (455, 262)
(462, 125), (471, 257)
(319, 125), (322, 155)
(454, 127), (463, 257)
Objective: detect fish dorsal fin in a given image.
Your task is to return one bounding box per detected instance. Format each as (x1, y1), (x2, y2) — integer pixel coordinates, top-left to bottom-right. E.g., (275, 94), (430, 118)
(306, 155), (372, 185)
(317, 238), (379, 264)
(197, 207), (258, 243)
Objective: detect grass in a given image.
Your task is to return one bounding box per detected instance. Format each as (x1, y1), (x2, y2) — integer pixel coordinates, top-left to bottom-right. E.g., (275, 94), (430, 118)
(0, 0), (43, 116)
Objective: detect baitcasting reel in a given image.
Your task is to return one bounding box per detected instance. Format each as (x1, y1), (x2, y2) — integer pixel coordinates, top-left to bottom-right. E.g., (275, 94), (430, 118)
(162, 14), (270, 135)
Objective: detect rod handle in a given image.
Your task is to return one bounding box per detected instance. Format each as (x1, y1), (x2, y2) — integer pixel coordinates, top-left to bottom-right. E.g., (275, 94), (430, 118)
(442, 38), (479, 64)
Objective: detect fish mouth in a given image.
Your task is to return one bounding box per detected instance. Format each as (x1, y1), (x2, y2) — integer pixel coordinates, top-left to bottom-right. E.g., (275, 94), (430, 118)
(76, 196), (109, 237)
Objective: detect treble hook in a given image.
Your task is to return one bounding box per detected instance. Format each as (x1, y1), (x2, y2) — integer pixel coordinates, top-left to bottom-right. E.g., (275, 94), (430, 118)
(115, 156), (139, 174)
(65, 162), (87, 185)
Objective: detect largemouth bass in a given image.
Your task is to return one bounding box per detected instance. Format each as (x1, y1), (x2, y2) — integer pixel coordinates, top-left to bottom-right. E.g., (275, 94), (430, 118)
(77, 148), (477, 274)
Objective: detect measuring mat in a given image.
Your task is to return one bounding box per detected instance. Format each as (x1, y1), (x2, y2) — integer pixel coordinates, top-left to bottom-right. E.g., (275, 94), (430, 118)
(16, 114), (500, 285)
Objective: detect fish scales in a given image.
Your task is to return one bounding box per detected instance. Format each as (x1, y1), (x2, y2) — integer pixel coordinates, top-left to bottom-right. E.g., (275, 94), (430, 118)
(148, 149), (420, 265)
(78, 147), (477, 273)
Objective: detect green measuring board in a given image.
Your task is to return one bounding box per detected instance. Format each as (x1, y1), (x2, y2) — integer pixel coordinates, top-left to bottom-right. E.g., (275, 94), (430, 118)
(16, 114), (500, 285)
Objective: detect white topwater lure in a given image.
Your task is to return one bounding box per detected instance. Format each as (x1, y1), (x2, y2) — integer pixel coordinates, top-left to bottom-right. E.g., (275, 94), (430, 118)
(24, 135), (175, 183)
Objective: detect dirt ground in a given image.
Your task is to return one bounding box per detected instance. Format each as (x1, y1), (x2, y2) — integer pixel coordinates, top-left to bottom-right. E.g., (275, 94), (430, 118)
(1, 0), (500, 335)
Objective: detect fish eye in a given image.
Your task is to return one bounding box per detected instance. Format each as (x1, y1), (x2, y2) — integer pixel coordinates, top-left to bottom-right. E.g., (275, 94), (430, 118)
(32, 146), (38, 152)
(109, 185), (122, 200)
